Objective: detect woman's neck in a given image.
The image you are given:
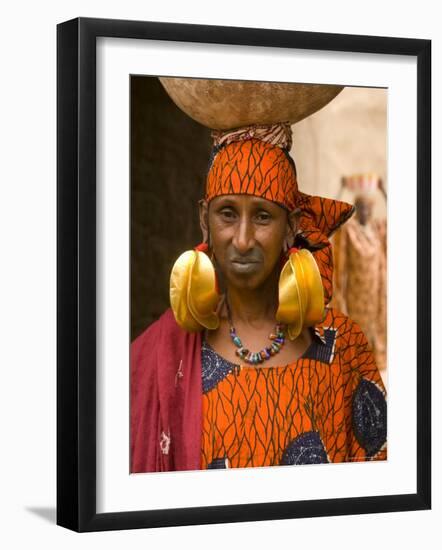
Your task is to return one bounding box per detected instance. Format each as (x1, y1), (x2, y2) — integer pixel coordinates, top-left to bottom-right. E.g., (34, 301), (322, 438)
(224, 269), (279, 328)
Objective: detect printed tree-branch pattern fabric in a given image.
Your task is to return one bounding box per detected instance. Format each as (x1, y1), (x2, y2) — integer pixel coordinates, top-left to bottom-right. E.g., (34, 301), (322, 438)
(201, 307), (387, 469)
(206, 138), (298, 210)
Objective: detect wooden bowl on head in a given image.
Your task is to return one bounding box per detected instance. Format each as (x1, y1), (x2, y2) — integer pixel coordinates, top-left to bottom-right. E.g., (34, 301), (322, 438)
(159, 77), (344, 130)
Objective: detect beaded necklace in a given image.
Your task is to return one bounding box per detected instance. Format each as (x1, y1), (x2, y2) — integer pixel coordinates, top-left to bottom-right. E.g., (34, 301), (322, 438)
(225, 299), (286, 365)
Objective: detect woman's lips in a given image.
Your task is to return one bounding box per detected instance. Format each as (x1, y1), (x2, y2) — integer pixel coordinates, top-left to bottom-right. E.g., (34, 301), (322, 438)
(230, 260), (261, 274)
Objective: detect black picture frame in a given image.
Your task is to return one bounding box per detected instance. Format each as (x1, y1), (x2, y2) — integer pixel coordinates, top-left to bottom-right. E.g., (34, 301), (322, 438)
(57, 17), (431, 532)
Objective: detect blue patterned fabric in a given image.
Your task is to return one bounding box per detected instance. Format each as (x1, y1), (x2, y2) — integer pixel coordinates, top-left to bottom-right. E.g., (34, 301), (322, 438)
(352, 378), (387, 457)
(303, 328), (336, 364)
(207, 457), (228, 469)
(280, 431), (329, 465)
(201, 341), (239, 393)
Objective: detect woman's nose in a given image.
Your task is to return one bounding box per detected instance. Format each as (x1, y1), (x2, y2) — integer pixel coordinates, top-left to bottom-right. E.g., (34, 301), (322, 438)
(232, 217), (255, 254)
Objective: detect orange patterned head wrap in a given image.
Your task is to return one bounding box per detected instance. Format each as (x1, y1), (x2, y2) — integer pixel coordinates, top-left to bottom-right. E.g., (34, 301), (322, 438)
(205, 123), (298, 211)
(206, 139), (298, 211)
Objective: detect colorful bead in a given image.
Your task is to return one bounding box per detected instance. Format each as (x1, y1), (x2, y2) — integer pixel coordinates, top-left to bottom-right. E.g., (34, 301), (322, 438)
(227, 317), (286, 365)
(232, 336), (242, 347)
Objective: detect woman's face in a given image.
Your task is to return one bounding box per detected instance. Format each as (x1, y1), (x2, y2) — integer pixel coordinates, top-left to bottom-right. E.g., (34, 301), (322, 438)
(205, 195), (293, 291)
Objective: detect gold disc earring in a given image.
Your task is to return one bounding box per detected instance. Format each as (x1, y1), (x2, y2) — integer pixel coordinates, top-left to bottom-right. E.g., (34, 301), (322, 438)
(276, 247), (325, 340)
(169, 242), (220, 332)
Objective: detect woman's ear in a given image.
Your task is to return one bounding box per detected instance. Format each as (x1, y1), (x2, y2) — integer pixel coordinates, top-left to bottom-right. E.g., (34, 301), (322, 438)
(286, 208), (301, 247)
(198, 199), (209, 244)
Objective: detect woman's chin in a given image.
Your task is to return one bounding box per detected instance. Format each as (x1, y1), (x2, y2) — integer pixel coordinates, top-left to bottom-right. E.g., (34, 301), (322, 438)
(218, 260), (279, 293)
(224, 272), (267, 292)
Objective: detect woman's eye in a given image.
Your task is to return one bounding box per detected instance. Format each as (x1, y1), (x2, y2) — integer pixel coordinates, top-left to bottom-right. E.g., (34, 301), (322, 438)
(256, 212), (271, 222)
(219, 209), (236, 220)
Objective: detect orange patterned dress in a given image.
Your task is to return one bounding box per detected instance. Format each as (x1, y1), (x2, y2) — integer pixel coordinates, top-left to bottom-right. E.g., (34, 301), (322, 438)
(201, 307), (387, 469)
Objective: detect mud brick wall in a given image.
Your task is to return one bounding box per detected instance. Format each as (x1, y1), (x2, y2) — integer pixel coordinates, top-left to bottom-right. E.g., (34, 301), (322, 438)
(131, 77), (212, 341)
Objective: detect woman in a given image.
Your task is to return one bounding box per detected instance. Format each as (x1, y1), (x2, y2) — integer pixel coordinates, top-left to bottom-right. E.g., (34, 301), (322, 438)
(131, 124), (387, 472)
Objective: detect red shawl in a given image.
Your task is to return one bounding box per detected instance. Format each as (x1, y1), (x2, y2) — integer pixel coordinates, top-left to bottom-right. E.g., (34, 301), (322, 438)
(131, 309), (202, 472)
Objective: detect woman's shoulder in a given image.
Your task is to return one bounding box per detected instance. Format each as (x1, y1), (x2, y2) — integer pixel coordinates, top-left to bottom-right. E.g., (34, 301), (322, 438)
(131, 308), (202, 369)
(319, 307), (383, 382)
(132, 309), (185, 347)
(318, 307), (364, 335)
(318, 307), (373, 354)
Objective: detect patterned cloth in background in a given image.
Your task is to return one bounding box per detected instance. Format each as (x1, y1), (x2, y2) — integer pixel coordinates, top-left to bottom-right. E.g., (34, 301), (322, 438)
(332, 218), (387, 371)
(201, 307), (387, 469)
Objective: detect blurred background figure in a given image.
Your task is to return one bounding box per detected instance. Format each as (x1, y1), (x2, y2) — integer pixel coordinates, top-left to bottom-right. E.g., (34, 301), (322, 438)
(331, 173), (387, 373)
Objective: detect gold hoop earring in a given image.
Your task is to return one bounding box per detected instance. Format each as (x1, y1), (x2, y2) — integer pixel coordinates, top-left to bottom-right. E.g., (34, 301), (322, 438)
(170, 243), (220, 332)
(276, 247), (325, 340)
